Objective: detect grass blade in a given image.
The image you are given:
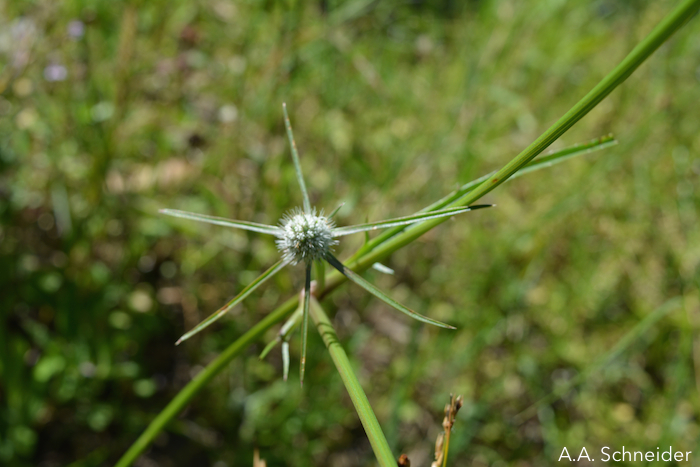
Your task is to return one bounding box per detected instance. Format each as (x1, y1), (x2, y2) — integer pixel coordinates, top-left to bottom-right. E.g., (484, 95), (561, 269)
(516, 134), (618, 176)
(259, 337), (279, 361)
(300, 263), (312, 386)
(259, 303), (303, 361)
(283, 103), (312, 214)
(332, 205), (493, 237)
(160, 209), (281, 236)
(431, 135), (618, 213)
(513, 297), (681, 424)
(325, 253), (455, 329)
(175, 259), (290, 345)
(308, 298), (396, 467)
(354, 135), (617, 257)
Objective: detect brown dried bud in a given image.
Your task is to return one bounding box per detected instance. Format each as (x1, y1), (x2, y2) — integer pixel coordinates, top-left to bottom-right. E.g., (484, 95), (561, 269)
(434, 432), (445, 460)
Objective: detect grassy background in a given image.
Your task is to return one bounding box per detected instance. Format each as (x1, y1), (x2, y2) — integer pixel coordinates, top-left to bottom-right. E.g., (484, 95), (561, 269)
(2, 0), (700, 466)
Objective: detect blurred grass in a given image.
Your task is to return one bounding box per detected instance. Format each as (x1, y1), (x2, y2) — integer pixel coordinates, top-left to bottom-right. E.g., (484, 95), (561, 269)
(1, 0), (700, 466)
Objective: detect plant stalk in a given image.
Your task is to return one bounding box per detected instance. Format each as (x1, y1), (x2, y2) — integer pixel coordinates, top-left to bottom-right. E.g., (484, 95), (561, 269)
(308, 297), (396, 467)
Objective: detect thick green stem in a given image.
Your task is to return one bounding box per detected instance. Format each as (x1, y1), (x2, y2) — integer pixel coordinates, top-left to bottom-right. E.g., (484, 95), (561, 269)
(308, 298), (396, 467)
(115, 2), (700, 464)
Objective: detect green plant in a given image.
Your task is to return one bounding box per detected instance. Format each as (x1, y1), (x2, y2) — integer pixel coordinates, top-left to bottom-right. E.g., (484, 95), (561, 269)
(115, 1), (700, 465)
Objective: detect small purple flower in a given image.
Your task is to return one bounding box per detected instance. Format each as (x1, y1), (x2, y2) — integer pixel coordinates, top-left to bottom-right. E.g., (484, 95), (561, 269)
(67, 20), (85, 39)
(44, 64), (68, 82)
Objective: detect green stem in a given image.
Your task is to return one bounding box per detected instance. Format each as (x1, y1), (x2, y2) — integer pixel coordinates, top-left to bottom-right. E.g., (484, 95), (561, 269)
(115, 2), (700, 464)
(308, 298), (396, 467)
(352, 135), (617, 259)
(114, 295), (298, 467)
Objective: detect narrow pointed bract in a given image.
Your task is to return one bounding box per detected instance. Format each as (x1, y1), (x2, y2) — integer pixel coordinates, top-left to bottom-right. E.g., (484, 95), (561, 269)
(283, 103), (311, 214)
(331, 205), (493, 237)
(160, 209), (281, 236)
(175, 259), (290, 345)
(325, 253), (456, 330)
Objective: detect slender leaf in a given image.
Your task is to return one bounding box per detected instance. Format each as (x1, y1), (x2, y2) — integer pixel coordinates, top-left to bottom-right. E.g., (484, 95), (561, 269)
(160, 209), (281, 236)
(259, 337), (279, 361)
(300, 263), (312, 386)
(517, 134), (617, 176)
(325, 253), (455, 329)
(332, 205), (493, 237)
(175, 259), (290, 345)
(433, 135), (618, 213)
(283, 103), (312, 214)
(354, 135), (617, 257)
(308, 298), (396, 467)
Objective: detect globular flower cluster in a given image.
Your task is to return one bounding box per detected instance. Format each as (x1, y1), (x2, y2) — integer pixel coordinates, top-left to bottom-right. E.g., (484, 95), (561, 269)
(276, 209), (337, 265)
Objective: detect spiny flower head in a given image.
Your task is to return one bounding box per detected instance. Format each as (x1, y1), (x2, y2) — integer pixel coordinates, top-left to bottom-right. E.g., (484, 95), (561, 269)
(276, 208), (337, 265)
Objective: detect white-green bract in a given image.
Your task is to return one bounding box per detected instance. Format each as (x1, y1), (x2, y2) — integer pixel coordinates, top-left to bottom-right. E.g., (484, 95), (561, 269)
(160, 103), (493, 385)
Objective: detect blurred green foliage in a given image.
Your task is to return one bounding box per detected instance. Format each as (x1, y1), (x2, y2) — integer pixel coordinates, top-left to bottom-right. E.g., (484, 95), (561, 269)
(1, 0), (699, 466)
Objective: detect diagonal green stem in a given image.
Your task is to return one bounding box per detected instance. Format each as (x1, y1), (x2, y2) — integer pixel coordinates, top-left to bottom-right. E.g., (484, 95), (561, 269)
(114, 295), (299, 467)
(283, 102), (312, 214)
(115, 3), (700, 464)
(352, 134), (617, 258)
(308, 297), (396, 467)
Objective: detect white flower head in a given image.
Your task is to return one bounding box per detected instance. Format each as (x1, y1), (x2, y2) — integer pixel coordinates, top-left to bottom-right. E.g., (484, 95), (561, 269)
(276, 208), (337, 265)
